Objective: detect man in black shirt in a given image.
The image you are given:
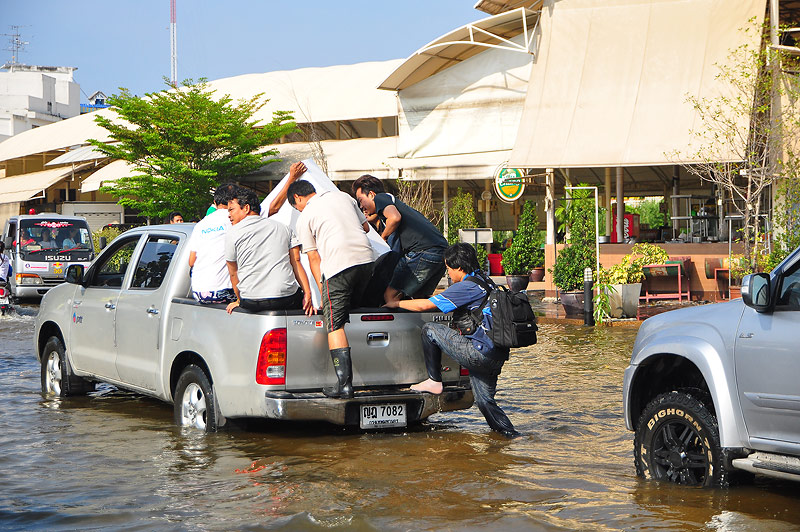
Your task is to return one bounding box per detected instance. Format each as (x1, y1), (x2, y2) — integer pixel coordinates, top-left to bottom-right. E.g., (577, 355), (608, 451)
(352, 174), (447, 303)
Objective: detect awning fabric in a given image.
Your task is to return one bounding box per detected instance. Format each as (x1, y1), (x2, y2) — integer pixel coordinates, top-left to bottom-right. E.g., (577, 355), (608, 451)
(395, 32), (532, 160)
(0, 109), (116, 164)
(379, 8), (538, 91)
(1, 60), (401, 165)
(80, 160), (137, 193)
(45, 144), (109, 166)
(0, 165), (90, 204)
(259, 137), (399, 181)
(391, 150), (512, 181)
(509, 0), (768, 168)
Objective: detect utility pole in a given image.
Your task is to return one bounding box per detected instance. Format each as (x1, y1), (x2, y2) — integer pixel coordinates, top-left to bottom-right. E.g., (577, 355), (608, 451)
(170, 0), (177, 85)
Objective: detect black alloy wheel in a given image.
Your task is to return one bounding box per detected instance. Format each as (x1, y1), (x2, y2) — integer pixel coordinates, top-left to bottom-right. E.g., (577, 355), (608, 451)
(634, 391), (725, 487)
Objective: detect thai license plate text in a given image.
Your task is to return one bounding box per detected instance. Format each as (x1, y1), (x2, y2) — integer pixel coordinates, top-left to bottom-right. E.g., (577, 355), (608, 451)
(360, 403), (406, 429)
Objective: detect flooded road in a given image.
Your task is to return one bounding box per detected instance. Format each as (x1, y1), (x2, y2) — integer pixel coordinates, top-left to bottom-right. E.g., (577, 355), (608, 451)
(2, 307), (799, 531)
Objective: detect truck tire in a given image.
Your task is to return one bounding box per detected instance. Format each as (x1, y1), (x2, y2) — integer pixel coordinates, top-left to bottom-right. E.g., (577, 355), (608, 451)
(634, 391), (725, 487)
(40, 336), (95, 397)
(174, 365), (218, 432)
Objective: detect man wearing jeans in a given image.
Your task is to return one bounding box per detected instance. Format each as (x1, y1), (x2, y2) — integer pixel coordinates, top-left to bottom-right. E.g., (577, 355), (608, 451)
(383, 243), (519, 437)
(352, 174), (447, 304)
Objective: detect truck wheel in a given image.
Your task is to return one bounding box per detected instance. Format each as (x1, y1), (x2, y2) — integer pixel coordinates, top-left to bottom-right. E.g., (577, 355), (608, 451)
(634, 391), (725, 487)
(40, 336), (95, 397)
(174, 365), (218, 432)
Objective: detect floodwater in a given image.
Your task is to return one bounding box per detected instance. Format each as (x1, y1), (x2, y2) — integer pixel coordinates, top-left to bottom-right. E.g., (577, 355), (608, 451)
(2, 306), (799, 531)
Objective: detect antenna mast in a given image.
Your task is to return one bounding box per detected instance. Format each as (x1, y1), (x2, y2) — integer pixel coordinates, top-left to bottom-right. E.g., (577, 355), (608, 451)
(3, 26), (29, 67)
(170, 0), (177, 85)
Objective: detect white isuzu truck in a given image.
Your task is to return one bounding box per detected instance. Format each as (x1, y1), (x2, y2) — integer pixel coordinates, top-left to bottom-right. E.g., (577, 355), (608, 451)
(2, 213), (95, 300)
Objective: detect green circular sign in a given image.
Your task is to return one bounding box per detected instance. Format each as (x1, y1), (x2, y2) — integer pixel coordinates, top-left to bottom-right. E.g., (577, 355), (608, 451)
(494, 167), (525, 203)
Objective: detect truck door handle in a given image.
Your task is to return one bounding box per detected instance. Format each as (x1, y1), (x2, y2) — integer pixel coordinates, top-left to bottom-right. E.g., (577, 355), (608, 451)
(738, 332), (753, 339)
(104, 302), (116, 310)
(367, 332), (389, 346)
(146, 307), (159, 315)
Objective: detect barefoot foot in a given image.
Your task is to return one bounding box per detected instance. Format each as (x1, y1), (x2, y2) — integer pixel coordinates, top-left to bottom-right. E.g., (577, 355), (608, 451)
(410, 379), (443, 394)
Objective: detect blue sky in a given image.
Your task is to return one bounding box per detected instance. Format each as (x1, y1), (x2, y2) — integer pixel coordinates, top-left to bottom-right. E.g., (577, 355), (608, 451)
(2, 0), (481, 101)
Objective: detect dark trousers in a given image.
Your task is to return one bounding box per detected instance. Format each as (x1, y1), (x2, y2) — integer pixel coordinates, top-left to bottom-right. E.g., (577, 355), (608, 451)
(420, 322), (517, 436)
(240, 288), (303, 312)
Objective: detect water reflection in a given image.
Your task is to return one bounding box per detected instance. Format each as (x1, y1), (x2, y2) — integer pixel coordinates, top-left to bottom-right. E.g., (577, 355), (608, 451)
(1, 312), (798, 531)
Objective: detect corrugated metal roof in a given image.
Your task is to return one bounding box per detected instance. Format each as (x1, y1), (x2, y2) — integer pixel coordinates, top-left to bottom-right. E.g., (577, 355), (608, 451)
(0, 164), (92, 204)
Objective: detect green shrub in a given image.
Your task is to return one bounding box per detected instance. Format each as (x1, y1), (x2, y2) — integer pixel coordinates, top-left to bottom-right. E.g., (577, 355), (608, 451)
(502, 201), (544, 274)
(447, 188), (487, 267)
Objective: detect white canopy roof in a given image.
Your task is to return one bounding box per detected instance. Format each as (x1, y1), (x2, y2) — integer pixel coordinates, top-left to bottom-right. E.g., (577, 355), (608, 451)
(45, 144), (109, 166)
(206, 60), (402, 125)
(379, 8), (539, 91)
(0, 109), (115, 164)
(259, 137), (399, 181)
(1, 60), (402, 165)
(81, 137), (399, 192)
(80, 160), (136, 193)
(390, 150), (511, 181)
(509, 0), (768, 168)
(0, 164), (91, 204)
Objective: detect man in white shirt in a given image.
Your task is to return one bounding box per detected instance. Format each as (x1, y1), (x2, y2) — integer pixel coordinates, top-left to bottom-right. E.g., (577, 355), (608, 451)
(288, 179), (374, 399)
(0, 242), (10, 284)
(188, 183), (239, 304)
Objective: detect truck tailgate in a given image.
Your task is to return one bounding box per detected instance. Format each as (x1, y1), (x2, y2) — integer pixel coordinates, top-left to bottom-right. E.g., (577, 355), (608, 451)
(284, 309), (458, 391)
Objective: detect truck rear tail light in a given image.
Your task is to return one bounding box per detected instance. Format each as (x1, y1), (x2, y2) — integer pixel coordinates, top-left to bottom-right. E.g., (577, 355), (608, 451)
(256, 328), (286, 385)
(0, 287), (5, 297)
(361, 314), (394, 321)
(460, 368), (470, 376)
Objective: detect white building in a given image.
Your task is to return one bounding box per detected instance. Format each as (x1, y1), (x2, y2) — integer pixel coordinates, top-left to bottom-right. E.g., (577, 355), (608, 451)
(0, 64), (80, 142)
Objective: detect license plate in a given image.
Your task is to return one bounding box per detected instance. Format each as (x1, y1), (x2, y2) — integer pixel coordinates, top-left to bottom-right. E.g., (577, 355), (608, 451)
(360, 403), (406, 429)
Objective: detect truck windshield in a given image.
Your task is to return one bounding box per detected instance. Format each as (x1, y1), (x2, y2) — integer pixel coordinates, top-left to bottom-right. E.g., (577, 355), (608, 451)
(18, 219), (94, 261)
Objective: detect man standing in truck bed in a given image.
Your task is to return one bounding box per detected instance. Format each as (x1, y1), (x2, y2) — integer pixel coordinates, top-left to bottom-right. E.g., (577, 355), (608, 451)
(288, 179), (374, 399)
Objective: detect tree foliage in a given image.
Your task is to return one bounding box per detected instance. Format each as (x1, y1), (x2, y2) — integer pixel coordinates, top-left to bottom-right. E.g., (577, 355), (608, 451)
(89, 79), (297, 220)
(676, 25), (800, 270)
(502, 200), (544, 274)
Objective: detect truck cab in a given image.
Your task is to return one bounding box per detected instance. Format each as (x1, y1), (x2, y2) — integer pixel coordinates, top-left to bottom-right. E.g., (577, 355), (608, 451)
(2, 214), (95, 300)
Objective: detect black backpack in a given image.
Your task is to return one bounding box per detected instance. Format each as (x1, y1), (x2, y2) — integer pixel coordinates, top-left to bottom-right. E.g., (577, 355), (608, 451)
(452, 274), (538, 349)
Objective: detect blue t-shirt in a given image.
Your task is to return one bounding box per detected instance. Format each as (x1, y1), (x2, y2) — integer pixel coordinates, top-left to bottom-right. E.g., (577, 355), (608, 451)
(428, 272), (509, 359)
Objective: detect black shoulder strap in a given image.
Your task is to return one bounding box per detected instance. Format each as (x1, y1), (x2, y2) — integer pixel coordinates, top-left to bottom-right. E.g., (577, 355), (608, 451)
(463, 274), (493, 310)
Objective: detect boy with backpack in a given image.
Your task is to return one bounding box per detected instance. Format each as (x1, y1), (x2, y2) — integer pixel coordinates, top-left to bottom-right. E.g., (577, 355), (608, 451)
(383, 243), (535, 437)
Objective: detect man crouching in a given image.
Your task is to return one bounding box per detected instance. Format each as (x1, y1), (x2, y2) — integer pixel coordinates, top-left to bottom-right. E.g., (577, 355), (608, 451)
(383, 243), (519, 437)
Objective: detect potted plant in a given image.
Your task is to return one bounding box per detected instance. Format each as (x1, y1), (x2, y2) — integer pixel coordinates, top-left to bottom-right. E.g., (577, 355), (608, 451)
(600, 243), (668, 317)
(550, 185), (596, 316)
(502, 201), (543, 291)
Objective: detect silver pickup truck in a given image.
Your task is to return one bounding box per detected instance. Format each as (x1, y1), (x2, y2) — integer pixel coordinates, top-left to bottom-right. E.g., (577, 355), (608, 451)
(623, 249), (800, 487)
(34, 224), (472, 432)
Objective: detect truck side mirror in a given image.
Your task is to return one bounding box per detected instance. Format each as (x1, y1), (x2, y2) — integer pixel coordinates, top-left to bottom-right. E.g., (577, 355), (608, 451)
(98, 236), (107, 250)
(741, 273), (771, 312)
(65, 264), (84, 285)
(2, 236), (10, 248)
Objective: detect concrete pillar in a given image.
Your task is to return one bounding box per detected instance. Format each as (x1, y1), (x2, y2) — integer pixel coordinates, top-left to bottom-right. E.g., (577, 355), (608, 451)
(672, 165), (680, 239)
(616, 167), (624, 243)
(442, 182), (449, 241)
(546, 168), (555, 245)
(604, 168), (612, 237)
